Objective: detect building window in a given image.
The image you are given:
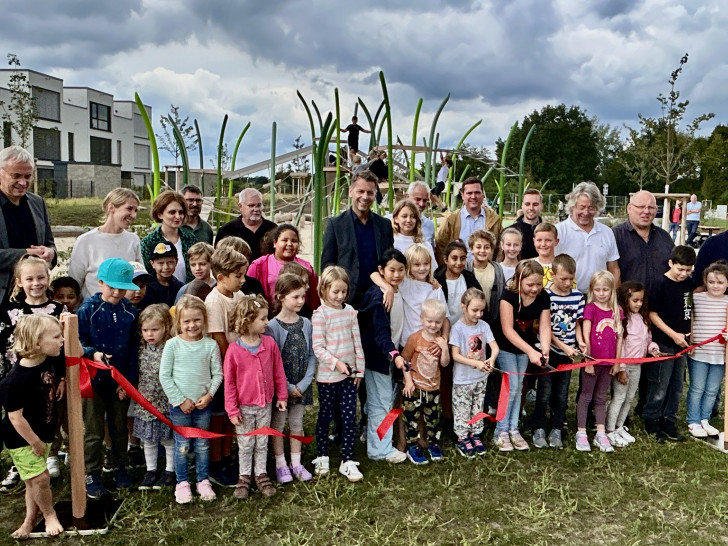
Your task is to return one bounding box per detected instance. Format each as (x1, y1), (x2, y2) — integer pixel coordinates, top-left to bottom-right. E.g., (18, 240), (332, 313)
(2, 122), (11, 148)
(32, 87), (61, 121)
(133, 113), (148, 138)
(90, 102), (111, 131)
(117, 140), (122, 165)
(90, 136), (112, 165)
(68, 133), (74, 162)
(134, 143), (150, 169)
(33, 127), (61, 161)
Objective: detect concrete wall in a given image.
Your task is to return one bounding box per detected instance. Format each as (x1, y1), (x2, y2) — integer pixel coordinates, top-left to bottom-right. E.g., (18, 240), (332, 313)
(66, 164), (122, 198)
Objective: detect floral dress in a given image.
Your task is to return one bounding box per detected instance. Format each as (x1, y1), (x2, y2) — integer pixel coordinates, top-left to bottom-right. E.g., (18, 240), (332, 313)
(130, 342), (172, 443)
(279, 318), (313, 406)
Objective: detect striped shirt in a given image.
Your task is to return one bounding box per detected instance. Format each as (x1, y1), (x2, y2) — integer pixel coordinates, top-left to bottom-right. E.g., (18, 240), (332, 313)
(692, 292), (728, 364)
(159, 336), (223, 407)
(547, 288), (585, 356)
(312, 303), (365, 383)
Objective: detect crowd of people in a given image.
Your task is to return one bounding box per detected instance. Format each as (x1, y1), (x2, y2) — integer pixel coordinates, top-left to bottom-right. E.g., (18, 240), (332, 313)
(0, 144), (726, 538)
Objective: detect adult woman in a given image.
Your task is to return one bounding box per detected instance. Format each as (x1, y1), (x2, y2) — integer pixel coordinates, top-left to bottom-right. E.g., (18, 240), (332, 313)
(391, 199), (436, 271)
(247, 224), (320, 311)
(140, 191), (197, 283)
(68, 188), (143, 300)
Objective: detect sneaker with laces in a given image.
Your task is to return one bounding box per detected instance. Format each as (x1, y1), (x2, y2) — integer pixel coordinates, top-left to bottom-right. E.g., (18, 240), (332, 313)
(428, 444), (445, 461)
(312, 456), (330, 476)
(384, 449), (407, 464)
(85, 473), (108, 499)
(689, 423), (708, 437)
(575, 431), (591, 452)
(102, 448), (116, 473)
(593, 432), (614, 453)
(407, 445), (429, 465)
(197, 479), (216, 501)
(607, 431), (627, 448)
(617, 426), (636, 444)
(175, 481), (193, 504)
(339, 460), (363, 482)
(114, 467), (132, 489)
(209, 463), (239, 488)
(153, 471), (176, 490)
(276, 465), (293, 484)
(510, 430), (529, 451)
(46, 456), (61, 479)
(701, 420), (720, 436)
(456, 437), (475, 458)
(470, 434), (487, 455)
(290, 465), (313, 481)
(494, 431), (513, 452)
(532, 428), (547, 449)
(139, 471), (157, 490)
(548, 429), (563, 449)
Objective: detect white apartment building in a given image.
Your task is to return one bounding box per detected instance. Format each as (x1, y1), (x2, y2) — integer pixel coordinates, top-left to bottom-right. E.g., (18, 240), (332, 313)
(0, 68), (152, 198)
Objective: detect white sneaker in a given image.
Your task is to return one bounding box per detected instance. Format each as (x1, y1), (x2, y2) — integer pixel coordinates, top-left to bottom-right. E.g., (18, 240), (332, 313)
(312, 456), (330, 476)
(46, 456), (61, 478)
(701, 420), (720, 436)
(617, 426), (636, 444)
(384, 449), (407, 463)
(688, 423), (708, 438)
(339, 460), (363, 482)
(607, 431), (627, 448)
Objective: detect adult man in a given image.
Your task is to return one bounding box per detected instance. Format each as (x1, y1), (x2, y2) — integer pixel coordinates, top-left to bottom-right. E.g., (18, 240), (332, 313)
(387, 182), (435, 248)
(512, 189), (544, 259)
(555, 181), (620, 293)
(434, 177), (502, 265)
(215, 188), (276, 260)
(685, 194), (701, 245)
(0, 146), (56, 306)
(693, 229), (728, 289)
(612, 190), (674, 294)
(181, 184), (213, 244)
(321, 170), (394, 309)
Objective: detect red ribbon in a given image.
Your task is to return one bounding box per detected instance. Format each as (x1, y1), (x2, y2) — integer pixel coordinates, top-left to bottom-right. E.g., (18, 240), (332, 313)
(65, 357), (313, 443)
(376, 408), (403, 441)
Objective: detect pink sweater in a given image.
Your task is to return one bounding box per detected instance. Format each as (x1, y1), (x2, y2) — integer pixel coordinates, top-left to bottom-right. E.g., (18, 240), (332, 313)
(247, 254), (321, 309)
(224, 335), (288, 418)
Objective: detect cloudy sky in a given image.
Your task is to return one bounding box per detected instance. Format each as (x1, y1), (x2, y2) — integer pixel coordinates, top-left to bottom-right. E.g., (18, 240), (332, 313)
(5, 0), (727, 171)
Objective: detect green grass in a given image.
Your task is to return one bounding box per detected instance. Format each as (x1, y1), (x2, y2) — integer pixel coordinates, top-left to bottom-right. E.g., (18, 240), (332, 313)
(45, 198), (153, 227)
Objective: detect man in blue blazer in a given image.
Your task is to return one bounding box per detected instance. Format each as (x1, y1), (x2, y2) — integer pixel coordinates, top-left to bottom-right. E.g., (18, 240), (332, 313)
(321, 170), (393, 309)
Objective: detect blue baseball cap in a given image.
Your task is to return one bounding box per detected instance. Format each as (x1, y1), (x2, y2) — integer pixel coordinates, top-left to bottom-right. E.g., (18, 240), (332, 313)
(97, 258), (140, 291)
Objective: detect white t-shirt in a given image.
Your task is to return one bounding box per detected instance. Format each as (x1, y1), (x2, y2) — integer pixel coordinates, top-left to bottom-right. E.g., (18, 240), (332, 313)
(449, 319), (494, 385)
(390, 290), (405, 349)
(393, 234), (436, 272)
(173, 238), (186, 283)
(500, 264), (516, 286)
(205, 289), (244, 344)
(398, 277), (449, 346)
(446, 276), (467, 325)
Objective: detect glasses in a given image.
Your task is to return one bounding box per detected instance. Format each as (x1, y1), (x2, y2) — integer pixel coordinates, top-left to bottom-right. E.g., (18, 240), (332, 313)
(631, 204), (657, 212)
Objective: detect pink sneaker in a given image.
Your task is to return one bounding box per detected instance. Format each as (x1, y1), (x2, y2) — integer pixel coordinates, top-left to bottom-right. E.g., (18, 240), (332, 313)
(175, 481), (193, 504)
(290, 465), (312, 481)
(196, 479), (216, 501)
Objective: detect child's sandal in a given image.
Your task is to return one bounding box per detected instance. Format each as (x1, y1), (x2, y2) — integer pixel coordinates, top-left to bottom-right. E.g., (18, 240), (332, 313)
(233, 475), (251, 499)
(255, 473), (276, 498)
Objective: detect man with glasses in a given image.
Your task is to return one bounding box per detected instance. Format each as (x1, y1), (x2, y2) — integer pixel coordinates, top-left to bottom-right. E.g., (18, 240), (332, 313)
(215, 188), (276, 260)
(181, 184), (213, 244)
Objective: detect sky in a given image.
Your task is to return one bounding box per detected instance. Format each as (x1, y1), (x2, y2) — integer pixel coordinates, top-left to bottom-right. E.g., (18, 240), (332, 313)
(4, 0), (727, 172)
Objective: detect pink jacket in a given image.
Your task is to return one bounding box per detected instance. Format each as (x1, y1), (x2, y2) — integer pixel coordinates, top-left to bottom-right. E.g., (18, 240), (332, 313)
(224, 335), (288, 418)
(247, 254), (321, 309)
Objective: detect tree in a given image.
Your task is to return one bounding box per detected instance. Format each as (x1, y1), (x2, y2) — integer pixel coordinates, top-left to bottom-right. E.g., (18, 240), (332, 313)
(209, 142), (231, 171)
(698, 125), (728, 203)
(0, 54), (38, 148)
(156, 105), (198, 164)
(286, 135), (310, 173)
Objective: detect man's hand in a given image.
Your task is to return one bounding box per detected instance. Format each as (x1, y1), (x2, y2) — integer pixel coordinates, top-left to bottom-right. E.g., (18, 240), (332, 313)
(27, 245), (55, 264)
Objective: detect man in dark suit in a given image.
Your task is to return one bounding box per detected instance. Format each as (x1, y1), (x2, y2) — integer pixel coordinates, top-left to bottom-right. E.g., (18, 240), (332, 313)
(321, 170), (393, 309)
(0, 146), (56, 307)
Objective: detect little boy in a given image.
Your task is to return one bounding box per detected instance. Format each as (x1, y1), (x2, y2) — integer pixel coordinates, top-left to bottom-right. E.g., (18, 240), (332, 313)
(77, 257), (140, 498)
(175, 242), (215, 304)
(215, 236), (264, 297)
(401, 299), (450, 464)
(142, 241), (184, 308)
(51, 276), (81, 313)
(125, 262), (153, 308)
(645, 245), (696, 442)
(532, 254), (585, 449)
(466, 230), (505, 326)
(532, 222), (560, 288)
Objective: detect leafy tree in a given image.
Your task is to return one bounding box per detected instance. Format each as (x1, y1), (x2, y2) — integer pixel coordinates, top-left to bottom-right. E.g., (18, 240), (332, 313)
(156, 105), (198, 164)
(698, 125), (728, 202)
(286, 135), (310, 173)
(0, 54), (38, 148)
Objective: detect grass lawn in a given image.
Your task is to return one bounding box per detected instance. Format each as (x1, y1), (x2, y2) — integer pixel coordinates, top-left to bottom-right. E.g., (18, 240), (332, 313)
(2, 392), (728, 545)
(45, 198), (153, 227)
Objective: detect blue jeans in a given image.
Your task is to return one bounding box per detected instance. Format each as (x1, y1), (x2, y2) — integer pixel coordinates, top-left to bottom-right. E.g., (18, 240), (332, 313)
(686, 220), (699, 244)
(686, 357), (725, 424)
(170, 405), (212, 483)
(365, 367), (397, 460)
(495, 351), (529, 433)
(643, 344), (686, 432)
(532, 352), (572, 431)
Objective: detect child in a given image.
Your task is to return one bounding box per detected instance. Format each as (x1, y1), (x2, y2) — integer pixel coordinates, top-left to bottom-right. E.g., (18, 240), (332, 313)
(77, 257), (140, 498)
(358, 250), (412, 464)
(495, 260), (551, 452)
(130, 304), (176, 490)
(312, 266), (366, 481)
(434, 240), (481, 327)
(576, 270), (623, 452)
(265, 274), (316, 483)
(50, 276), (81, 313)
(606, 281), (658, 447)
(159, 295), (223, 504)
(125, 262), (152, 308)
(401, 299), (450, 463)
(466, 230), (505, 326)
(532, 223), (559, 288)
(280, 261), (314, 318)
(215, 236), (265, 297)
(449, 289), (498, 458)
(175, 242), (215, 304)
(225, 295), (288, 499)
(205, 245), (247, 486)
(533, 254), (585, 449)
(0, 315), (64, 538)
(497, 227), (523, 285)
(645, 245), (696, 442)
(142, 241), (184, 308)
(686, 263), (728, 438)
(391, 199), (436, 269)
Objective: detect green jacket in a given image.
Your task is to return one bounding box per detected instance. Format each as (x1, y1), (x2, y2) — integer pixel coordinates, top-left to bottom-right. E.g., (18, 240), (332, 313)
(140, 226), (198, 283)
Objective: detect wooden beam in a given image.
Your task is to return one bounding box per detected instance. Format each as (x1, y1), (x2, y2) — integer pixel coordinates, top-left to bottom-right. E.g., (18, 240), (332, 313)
(63, 315), (86, 519)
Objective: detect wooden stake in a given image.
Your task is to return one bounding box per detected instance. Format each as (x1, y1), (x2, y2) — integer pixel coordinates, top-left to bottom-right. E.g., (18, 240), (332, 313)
(63, 315), (87, 519)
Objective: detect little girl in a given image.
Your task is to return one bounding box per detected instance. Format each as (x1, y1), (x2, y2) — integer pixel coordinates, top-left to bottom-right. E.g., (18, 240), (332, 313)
(159, 295), (223, 504)
(391, 199), (437, 270)
(130, 304), (175, 490)
(576, 270), (623, 453)
(225, 295), (288, 499)
(449, 289), (499, 457)
(266, 274), (316, 483)
(686, 263), (728, 438)
(312, 266), (365, 481)
(495, 260), (551, 452)
(606, 281), (658, 447)
(497, 227), (523, 285)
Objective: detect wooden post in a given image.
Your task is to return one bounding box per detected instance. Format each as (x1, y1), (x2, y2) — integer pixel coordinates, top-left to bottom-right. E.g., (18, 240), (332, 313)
(63, 315), (87, 519)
